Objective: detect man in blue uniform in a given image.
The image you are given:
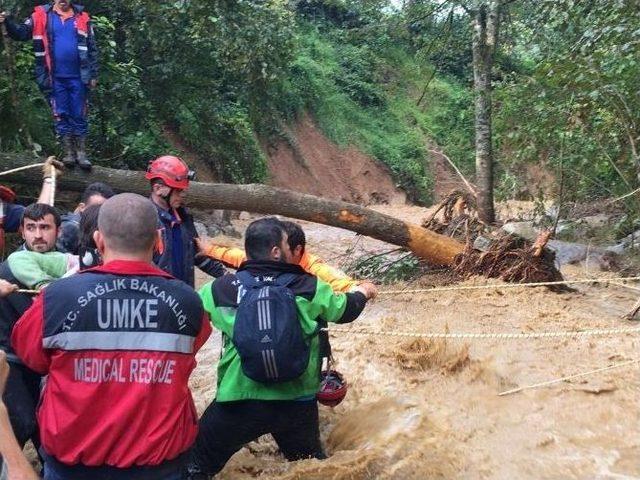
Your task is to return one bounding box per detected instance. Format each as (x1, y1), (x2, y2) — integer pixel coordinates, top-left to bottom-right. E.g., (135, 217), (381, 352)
(146, 155), (226, 286)
(0, 0), (99, 169)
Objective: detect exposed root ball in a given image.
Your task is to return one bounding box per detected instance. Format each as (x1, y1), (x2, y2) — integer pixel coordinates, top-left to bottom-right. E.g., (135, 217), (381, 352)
(392, 338), (470, 373)
(453, 233), (568, 292)
(422, 191), (565, 290)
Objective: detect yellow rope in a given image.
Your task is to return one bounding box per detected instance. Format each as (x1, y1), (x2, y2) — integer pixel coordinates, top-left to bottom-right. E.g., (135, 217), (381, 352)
(49, 164), (56, 206)
(608, 281), (640, 292)
(497, 359), (640, 396)
(0, 163), (45, 177)
(377, 275), (640, 295)
(324, 325), (640, 340)
(607, 186), (640, 204)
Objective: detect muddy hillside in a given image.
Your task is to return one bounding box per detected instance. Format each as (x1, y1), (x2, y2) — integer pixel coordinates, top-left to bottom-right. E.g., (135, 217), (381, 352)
(264, 115), (406, 205)
(190, 203), (640, 480)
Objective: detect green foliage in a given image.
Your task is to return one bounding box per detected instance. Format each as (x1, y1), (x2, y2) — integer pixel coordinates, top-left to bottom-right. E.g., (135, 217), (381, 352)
(1, 0), (294, 183)
(0, 0), (438, 198)
(0, 38), (56, 152)
(414, 77), (475, 175)
(295, 0), (362, 26)
(3, 0), (638, 210)
(285, 27), (433, 202)
(335, 43), (386, 107)
(88, 0), (296, 181)
(345, 250), (425, 284)
(492, 0), (640, 201)
(87, 14), (167, 169)
(404, 5), (473, 80)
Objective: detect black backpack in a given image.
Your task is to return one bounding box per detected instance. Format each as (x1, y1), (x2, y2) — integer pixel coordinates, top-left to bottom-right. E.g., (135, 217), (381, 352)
(233, 271), (311, 383)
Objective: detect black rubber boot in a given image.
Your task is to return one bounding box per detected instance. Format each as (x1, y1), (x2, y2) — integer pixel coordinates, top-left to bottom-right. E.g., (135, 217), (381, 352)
(61, 135), (76, 168)
(75, 135), (92, 170)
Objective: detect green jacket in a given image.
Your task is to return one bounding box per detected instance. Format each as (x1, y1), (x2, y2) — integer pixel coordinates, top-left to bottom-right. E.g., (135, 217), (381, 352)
(7, 250), (76, 289)
(199, 260), (368, 402)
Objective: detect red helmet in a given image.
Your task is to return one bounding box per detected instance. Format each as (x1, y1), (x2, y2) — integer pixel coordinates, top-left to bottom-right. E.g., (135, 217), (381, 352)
(0, 185), (16, 203)
(316, 370), (348, 407)
(145, 155), (194, 190)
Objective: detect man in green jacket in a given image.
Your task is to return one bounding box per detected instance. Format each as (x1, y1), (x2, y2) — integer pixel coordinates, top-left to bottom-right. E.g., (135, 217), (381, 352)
(188, 217), (376, 477)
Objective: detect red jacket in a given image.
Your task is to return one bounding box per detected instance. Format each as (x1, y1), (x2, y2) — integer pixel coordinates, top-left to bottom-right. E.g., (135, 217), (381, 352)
(11, 260), (212, 468)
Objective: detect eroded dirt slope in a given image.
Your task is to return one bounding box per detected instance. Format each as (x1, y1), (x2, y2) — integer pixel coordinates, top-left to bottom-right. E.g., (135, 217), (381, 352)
(264, 115), (406, 205)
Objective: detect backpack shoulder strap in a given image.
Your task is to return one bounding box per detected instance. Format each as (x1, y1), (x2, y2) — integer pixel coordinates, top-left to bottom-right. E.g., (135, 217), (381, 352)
(274, 273), (298, 288)
(236, 270), (260, 288)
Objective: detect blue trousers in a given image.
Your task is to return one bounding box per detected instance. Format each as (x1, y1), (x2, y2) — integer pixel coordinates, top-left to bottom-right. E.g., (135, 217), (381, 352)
(49, 77), (88, 137)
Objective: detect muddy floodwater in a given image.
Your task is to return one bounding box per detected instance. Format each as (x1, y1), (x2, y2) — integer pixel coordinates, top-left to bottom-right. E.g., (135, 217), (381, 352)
(190, 205), (640, 480)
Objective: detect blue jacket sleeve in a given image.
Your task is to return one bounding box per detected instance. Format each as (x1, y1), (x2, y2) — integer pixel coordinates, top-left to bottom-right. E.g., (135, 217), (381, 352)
(4, 14), (33, 42)
(195, 254), (226, 278)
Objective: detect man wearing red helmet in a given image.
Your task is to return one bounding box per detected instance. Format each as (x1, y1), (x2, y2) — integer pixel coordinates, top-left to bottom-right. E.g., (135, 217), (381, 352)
(146, 155), (225, 286)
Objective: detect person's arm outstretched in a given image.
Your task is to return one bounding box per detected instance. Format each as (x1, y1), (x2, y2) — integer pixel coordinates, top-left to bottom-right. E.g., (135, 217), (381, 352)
(196, 238), (246, 269)
(37, 157), (64, 206)
(0, 11), (34, 42)
(301, 252), (371, 294)
(312, 278), (377, 325)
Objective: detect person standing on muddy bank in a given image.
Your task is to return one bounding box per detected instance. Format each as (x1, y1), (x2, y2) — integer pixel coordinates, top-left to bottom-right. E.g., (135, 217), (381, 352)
(11, 193), (212, 479)
(146, 155), (226, 286)
(187, 217), (377, 478)
(0, 0), (98, 169)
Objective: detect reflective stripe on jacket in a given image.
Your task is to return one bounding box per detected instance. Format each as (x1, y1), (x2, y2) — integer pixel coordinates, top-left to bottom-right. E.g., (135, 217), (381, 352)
(5, 4), (98, 93)
(11, 260), (212, 467)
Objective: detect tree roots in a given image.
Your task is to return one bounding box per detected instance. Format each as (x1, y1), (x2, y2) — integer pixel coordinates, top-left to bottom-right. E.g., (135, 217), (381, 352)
(424, 191), (567, 291)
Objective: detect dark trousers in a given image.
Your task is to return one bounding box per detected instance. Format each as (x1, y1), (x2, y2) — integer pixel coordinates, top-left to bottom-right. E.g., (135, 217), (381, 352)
(42, 451), (189, 480)
(190, 399), (325, 476)
(2, 362), (41, 448)
(50, 77), (88, 137)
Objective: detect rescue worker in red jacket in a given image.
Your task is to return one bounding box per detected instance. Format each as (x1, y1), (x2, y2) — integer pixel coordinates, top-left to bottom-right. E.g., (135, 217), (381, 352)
(11, 193), (212, 480)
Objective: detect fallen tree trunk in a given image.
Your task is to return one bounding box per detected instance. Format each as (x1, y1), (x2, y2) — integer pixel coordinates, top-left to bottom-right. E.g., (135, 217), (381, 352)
(1, 153), (465, 265)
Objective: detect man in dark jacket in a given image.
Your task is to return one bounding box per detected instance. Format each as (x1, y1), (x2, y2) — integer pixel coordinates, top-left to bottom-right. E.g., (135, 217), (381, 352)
(0, 0), (99, 169)
(146, 155), (225, 287)
(0, 204), (61, 458)
(56, 181), (114, 254)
